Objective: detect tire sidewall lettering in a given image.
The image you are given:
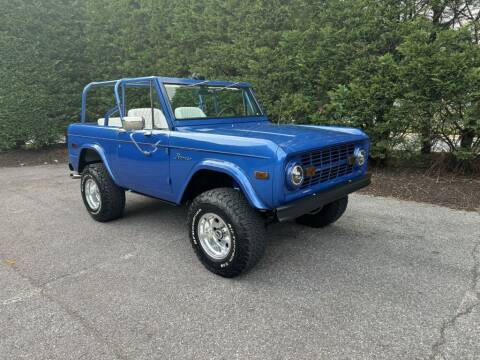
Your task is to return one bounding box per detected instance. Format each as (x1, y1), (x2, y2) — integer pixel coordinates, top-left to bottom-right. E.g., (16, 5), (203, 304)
(191, 208), (202, 245)
(224, 223), (236, 266)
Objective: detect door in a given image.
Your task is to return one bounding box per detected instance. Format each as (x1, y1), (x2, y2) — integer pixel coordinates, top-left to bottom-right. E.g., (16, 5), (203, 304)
(115, 79), (172, 199)
(117, 129), (171, 198)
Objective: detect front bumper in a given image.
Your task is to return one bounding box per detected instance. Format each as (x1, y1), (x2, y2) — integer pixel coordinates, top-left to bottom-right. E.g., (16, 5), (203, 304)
(275, 174), (371, 222)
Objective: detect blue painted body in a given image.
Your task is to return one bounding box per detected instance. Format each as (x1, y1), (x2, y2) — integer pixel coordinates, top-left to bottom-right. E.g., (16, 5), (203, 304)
(68, 76), (369, 210)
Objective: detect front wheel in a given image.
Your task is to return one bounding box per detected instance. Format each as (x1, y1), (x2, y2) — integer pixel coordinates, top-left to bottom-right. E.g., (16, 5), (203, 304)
(187, 188), (266, 278)
(295, 196), (348, 228)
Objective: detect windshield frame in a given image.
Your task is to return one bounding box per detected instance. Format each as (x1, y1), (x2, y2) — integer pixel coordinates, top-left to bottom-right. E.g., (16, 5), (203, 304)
(162, 82), (265, 121)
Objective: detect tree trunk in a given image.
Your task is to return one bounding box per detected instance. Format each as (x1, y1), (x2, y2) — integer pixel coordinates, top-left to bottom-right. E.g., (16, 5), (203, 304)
(420, 121), (432, 154)
(421, 139), (432, 154)
(420, 4), (446, 155)
(460, 129), (475, 149)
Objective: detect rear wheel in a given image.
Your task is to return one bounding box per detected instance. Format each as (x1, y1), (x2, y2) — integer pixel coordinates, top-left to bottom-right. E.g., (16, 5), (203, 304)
(295, 196), (348, 228)
(187, 188), (265, 278)
(81, 163), (125, 222)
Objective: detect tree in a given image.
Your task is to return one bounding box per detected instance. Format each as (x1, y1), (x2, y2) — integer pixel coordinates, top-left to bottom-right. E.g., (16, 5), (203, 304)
(398, 23), (480, 157)
(0, 0), (478, 167)
(0, 0), (88, 149)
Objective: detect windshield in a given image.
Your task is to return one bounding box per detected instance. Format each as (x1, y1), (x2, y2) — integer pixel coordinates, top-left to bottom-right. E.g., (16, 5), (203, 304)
(164, 83), (263, 120)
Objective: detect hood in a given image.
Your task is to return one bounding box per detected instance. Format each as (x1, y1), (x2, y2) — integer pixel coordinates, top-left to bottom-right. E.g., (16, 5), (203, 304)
(178, 121), (368, 154)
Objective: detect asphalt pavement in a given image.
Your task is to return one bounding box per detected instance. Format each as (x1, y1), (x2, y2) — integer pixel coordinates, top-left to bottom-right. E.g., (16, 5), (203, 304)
(1, 164), (479, 359)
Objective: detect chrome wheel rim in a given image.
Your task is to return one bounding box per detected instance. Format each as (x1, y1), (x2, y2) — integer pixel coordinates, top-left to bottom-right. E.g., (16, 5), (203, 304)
(85, 178), (101, 211)
(197, 212), (232, 260)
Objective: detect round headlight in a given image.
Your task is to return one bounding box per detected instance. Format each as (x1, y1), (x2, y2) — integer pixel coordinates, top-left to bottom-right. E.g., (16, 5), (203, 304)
(355, 149), (366, 166)
(287, 163), (304, 189)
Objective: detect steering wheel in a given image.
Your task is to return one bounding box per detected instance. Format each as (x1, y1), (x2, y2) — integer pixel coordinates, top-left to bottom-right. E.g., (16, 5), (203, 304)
(217, 106), (236, 117)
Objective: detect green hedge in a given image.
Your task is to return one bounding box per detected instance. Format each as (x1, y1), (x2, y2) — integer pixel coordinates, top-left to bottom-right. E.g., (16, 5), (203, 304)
(1, 0), (479, 163)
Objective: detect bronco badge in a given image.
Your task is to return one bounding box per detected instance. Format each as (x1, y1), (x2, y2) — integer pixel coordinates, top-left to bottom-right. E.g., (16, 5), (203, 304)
(175, 153), (192, 161)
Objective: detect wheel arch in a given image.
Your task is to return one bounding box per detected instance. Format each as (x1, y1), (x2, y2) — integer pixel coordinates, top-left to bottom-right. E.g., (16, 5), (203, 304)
(77, 144), (119, 184)
(179, 160), (268, 210)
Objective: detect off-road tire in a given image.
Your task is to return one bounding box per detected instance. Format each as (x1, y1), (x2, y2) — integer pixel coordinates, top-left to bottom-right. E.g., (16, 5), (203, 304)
(295, 196), (348, 228)
(81, 163), (125, 222)
(187, 188), (266, 278)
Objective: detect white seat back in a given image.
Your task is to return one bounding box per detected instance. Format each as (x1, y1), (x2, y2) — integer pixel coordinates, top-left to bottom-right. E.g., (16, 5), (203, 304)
(174, 107), (207, 119)
(127, 108), (168, 129)
(97, 117), (123, 127)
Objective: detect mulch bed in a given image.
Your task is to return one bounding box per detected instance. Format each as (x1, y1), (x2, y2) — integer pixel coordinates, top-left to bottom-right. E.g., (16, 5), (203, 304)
(0, 144), (68, 168)
(360, 167), (480, 212)
(1, 146), (478, 212)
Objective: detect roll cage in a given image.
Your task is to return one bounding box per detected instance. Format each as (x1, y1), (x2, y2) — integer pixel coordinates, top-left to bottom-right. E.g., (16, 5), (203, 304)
(80, 76), (263, 129)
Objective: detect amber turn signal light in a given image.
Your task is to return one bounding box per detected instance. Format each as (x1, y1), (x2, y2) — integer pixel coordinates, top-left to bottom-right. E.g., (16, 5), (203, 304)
(305, 166), (316, 177)
(254, 171), (270, 180)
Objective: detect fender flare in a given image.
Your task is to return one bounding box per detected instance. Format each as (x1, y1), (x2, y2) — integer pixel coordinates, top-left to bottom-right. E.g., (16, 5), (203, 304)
(179, 159), (268, 210)
(77, 144), (120, 184)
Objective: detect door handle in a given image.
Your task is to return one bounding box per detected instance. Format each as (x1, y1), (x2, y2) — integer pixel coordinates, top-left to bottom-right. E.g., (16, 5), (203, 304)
(129, 132), (161, 157)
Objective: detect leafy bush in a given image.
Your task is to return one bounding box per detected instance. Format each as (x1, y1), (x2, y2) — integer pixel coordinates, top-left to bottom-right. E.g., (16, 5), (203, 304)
(0, 0), (478, 169)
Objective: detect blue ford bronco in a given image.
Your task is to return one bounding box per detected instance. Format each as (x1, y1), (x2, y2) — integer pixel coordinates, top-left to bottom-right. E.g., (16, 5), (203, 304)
(67, 76), (370, 277)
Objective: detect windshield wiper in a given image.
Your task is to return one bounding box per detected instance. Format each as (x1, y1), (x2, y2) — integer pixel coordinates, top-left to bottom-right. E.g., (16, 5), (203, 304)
(211, 82), (242, 92)
(225, 81), (241, 88)
(187, 80), (210, 87)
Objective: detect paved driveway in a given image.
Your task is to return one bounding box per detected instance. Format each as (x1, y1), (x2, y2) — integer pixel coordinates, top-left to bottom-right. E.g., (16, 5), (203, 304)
(1, 164), (479, 359)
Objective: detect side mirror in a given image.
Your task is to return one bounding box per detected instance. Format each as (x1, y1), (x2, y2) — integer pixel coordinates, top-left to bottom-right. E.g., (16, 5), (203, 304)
(122, 116), (144, 131)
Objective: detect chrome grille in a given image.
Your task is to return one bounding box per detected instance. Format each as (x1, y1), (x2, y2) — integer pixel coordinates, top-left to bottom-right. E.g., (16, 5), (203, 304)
(299, 143), (355, 189)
